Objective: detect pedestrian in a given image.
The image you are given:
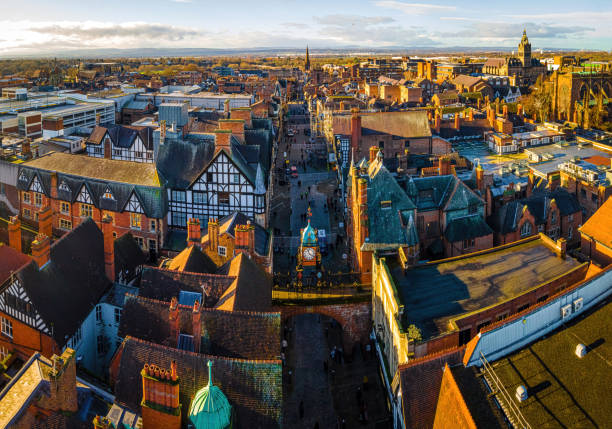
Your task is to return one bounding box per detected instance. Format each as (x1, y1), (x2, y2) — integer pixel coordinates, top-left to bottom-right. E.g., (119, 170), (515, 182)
(282, 339), (288, 351)
(299, 401), (304, 419)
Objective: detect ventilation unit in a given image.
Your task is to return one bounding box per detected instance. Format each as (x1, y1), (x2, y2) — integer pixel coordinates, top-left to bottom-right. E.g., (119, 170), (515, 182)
(573, 298), (584, 312)
(561, 304), (572, 319)
(515, 385), (528, 402)
(575, 343), (587, 358)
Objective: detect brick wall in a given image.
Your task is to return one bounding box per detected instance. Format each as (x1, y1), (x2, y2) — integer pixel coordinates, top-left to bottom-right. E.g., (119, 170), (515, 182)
(0, 311), (57, 360)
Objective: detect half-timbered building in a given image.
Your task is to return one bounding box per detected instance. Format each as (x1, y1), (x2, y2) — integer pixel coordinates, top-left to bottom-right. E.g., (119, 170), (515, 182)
(16, 152), (166, 256)
(86, 124), (155, 163)
(157, 113), (274, 232)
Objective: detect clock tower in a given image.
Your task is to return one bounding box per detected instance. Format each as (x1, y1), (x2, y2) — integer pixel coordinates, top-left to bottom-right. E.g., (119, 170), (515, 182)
(297, 219), (321, 270)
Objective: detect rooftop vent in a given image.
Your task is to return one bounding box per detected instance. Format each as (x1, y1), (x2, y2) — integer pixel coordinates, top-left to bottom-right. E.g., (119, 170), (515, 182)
(515, 385), (528, 402)
(575, 343), (587, 358)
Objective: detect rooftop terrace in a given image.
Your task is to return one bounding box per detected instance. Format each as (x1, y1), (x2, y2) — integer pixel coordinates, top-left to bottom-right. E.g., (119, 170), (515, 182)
(391, 237), (581, 339)
(487, 297), (611, 428)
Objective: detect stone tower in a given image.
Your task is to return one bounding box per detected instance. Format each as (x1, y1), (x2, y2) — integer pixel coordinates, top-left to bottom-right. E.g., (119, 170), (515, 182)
(518, 29), (531, 67)
(305, 45), (311, 71)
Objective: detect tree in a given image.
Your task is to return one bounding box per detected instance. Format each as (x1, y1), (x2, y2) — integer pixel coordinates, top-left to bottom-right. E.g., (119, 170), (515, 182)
(407, 324), (422, 342)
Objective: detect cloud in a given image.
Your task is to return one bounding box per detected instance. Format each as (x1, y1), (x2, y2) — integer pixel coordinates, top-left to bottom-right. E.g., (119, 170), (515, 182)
(439, 22), (592, 40)
(29, 22), (202, 42)
(374, 1), (456, 14)
(314, 15), (395, 26)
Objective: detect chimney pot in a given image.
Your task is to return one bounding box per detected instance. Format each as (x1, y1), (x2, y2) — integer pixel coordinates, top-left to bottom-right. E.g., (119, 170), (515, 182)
(31, 233), (50, 269)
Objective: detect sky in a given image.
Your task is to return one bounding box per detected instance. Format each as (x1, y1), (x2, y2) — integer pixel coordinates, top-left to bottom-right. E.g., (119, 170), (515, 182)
(0, 0), (610, 55)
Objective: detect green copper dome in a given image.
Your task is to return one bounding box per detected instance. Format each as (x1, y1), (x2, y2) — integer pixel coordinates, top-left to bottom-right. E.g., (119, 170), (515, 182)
(189, 361), (231, 429)
(301, 220), (317, 246)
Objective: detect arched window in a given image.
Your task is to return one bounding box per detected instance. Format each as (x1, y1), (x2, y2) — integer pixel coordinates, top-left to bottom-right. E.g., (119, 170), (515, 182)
(520, 222), (533, 237)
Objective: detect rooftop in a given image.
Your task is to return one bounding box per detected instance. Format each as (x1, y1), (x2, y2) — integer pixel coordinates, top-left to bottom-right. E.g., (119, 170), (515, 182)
(390, 237), (581, 339)
(486, 297), (612, 428)
(22, 152), (160, 187)
(525, 142), (611, 176)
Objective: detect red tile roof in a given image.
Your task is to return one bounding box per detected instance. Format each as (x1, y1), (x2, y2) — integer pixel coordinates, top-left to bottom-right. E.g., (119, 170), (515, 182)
(0, 244), (31, 284)
(580, 197), (612, 248)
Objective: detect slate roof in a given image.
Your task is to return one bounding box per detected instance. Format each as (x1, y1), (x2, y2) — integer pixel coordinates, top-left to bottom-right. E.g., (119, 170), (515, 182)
(403, 175), (456, 211)
(444, 215), (493, 242)
(87, 124), (154, 150)
(138, 267), (234, 307)
(118, 294), (279, 359)
(18, 153), (165, 219)
(362, 160), (418, 250)
(113, 233), (146, 282)
(113, 337), (282, 429)
(15, 218), (112, 347)
(360, 111), (431, 138)
(156, 134), (216, 189)
(0, 245), (31, 285)
(123, 100), (151, 111)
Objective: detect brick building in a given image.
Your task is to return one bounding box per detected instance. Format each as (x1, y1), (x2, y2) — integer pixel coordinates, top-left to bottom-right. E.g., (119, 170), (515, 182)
(16, 152), (165, 256)
(559, 157), (612, 219)
(579, 197), (612, 266)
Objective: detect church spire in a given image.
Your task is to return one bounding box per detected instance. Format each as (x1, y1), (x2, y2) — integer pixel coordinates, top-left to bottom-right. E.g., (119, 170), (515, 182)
(305, 45), (311, 71)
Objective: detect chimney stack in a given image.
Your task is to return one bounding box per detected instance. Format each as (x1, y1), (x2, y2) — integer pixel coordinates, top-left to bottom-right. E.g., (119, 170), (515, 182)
(439, 157), (451, 176)
(141, 362), (181, 429)
(103, 132), (111, 159)
(31, 233), (50, 269)
(218, 119), (245, 143)
(214, 129), (232, 151)
(8, 215), (21, 253)
(454, 113), (461, 130)
(187, 218), (201, 248)
(22, 138), (31, 159)
(358, 178), (369, 245)
(38, 206), (53, 239)
(434, 111), (441, 134)
(234, 221), (256, 257)
(230, 107), (253, 128)
(208, 218), (219, 253)
(169, 297), (179, 347)
(517, 103), (523, 116)
(476, 163), (485, 192)
(369, 146), (379, 164)
(101, 215), (115, 282)
(192, 300), (201, 353)
(503, 104), (508, 118)
(50, 172), (58, 199)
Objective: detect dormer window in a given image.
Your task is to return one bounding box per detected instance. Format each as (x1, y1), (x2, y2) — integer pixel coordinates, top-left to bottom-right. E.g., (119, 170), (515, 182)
(102, 187), (115, 200)
(380, 200), (392, 209)
(58, 181), (71, 193)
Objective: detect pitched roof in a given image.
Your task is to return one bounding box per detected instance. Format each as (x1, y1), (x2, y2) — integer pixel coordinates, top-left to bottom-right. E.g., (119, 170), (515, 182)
(202, 211), (270, 256)
(114, 233), (147, 281)
(118, 294), (280, 359)
(156, 135), (216, 189)
(138, 267), (235, 306)
(579, 196), (612, 247)
(165, 245), (217, 274)
(20, 152), (160, 187)
(399, 347), (465, 429)
(0, 245), (31, 285)
(444, 215), (493, 243)
(360, 111), (431, 138)
(16, 218), (111, 347)
(113, 337), (282, 428)
(452, 74), (483, 88)
(215, 253), (272, 312)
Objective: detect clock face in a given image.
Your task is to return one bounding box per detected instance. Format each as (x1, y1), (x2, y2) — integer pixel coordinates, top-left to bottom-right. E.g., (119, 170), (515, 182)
(303, 247), (316, 261)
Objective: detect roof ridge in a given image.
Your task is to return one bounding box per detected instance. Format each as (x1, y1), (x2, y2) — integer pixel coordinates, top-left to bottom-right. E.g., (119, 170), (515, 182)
(398, 345), (466, 369)
(124, 335), (282, 365)
(146, 266), (236, 279)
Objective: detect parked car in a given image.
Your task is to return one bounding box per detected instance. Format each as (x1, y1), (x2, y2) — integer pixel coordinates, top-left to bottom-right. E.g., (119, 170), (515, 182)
(290, 166), (298, 178)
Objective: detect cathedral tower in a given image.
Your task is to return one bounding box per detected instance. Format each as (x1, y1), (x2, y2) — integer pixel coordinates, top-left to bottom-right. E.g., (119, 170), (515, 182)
(518, 29), (531, 67)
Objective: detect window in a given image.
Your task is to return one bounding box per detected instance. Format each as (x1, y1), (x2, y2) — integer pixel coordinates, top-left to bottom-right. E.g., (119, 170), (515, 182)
(218, 246), (227, 257)
(476, 320), (491, 332)
(33, 192), (42, 207)
(113, 149), (122, 157)
(80, 203), (93, 218)
(96, 305), (102, 322)
(59, 219), (72, 230)
(135, 236), (145, 249)
(172, 212), (187, 227)
(404, 140), (410, 148)
(5, 294), (34, 317)
(94, 147), (103, 155)
(102, 189), (114, 200)
(60, 201), (70, 214)
(114, 308), (122, 324)
(193, 191), (207, 204)
(22, 208), (31, 219)
(146, 152), (153, 159)
(520, 222), (533, 237)
(380, 200), (391, 209)
(496, 312), (509, 322)
(148, 239), (157, 252)
(206, 172), (213, 182)
(378, 141), (384, 149)
(218, 192), (230, 205)
(463, 238), (475, 250)
(232, 174), (240, 184)
(130, 212), (142, 230)
(171, 190), (186, 202)
(568, 226), (573, 240)
(1, 317), (12, 338)
(150, 220), (156, 232)
(135, 151), (144, 158)
(537, 294), (549, 303)
(516, 303), (530, 313)
(591, 193), (598, 203)
(568, 214), (573, 222)
(58, 181), (70, 193)
(97, 335), (105, 355)
(23, 192), (30, 204)
(72, 326), (82, 346)
(0, 346), (9, 361)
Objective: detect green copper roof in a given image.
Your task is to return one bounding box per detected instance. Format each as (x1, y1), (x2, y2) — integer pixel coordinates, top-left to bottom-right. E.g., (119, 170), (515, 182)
(301, 220), (317, 246)
(189, 361), (231, 429)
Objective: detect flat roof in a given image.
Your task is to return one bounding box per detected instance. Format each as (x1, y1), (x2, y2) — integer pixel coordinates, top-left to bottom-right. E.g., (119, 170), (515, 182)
(22, 152), (160, 187)
(526, 143), (611, 176)
(488, 298), (611, 428)
(391, 237), (581, 339)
